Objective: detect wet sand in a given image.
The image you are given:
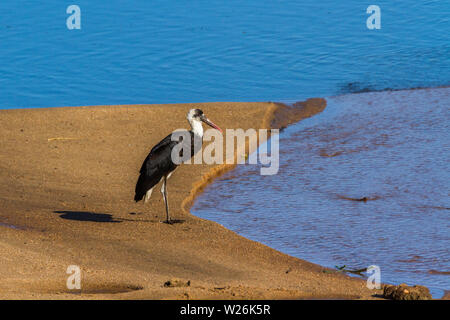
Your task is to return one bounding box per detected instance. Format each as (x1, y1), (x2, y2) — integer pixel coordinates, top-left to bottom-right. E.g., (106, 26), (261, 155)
(0, 100), (382, 299)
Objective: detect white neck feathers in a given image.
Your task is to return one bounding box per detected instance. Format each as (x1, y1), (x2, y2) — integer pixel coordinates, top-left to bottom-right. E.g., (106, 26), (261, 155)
(190, 119), (203, 137)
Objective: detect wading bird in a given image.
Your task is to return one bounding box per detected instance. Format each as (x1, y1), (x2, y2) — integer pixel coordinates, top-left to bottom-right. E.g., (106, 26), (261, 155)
(134, 109), (222, 223)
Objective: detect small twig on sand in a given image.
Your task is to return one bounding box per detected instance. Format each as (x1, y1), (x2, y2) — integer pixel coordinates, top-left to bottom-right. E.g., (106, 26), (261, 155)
(47, 137), (78, 142)
(334, 265), (368, 276)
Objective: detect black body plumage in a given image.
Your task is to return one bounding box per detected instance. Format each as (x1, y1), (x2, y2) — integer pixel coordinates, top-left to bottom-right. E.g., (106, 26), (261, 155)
(134, 130), (198, 202)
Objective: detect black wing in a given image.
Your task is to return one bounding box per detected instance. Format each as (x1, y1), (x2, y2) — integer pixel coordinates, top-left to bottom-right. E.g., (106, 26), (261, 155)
(134, 133), (179, 202)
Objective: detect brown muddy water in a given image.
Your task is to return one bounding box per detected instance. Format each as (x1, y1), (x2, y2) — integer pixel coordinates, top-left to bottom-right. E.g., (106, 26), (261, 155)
(193, 87), (450, 298)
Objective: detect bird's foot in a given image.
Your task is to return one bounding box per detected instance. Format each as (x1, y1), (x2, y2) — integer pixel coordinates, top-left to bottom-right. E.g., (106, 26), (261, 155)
(160, 219), (185, 225)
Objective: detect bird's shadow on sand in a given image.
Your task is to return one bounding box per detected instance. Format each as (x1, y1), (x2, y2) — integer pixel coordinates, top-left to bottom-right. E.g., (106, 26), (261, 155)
(54, 210), (184, 224)
(54, 211), (122, 223)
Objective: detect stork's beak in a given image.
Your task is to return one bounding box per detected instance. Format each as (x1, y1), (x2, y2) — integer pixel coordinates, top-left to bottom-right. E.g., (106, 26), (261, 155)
(201, 115), (222, 132)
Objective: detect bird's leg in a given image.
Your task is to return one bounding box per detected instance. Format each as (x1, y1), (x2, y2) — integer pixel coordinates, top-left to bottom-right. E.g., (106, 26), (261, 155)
(161, 175), (170, 223)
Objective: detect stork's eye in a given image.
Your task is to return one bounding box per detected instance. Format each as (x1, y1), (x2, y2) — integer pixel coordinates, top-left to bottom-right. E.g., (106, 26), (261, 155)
(194, 109), (204, 117)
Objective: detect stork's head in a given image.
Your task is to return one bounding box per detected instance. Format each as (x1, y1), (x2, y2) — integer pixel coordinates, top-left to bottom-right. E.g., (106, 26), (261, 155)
(187, 108), (222, 132)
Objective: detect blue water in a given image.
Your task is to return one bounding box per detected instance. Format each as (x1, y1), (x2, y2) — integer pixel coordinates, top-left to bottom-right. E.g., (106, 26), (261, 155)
(0, 1), (449, 109)
(193, 87), (450, 298)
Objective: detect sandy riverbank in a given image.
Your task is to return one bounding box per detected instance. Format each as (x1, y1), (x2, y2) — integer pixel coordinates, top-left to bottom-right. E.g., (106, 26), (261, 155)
(0, 99), (383, 299)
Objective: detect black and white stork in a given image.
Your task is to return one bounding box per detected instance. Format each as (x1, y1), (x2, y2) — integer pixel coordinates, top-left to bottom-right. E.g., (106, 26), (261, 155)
(134, 109), (222, 223)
